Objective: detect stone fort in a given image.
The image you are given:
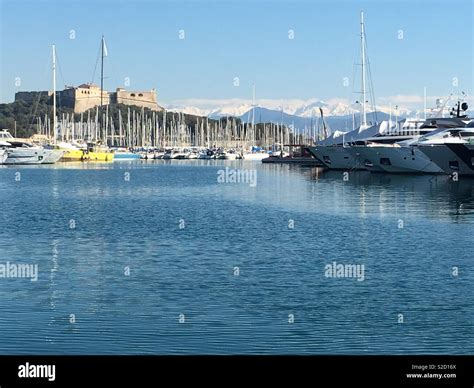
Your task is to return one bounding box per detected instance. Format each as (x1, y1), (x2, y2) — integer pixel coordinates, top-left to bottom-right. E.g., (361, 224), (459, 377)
(15, 83), (163, 113)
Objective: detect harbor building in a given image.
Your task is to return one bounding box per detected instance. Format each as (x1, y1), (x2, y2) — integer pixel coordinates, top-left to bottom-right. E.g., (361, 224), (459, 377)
(112, 88), (160, 111)
(59, 83), (109, 113)
(15, 84), (162, 113)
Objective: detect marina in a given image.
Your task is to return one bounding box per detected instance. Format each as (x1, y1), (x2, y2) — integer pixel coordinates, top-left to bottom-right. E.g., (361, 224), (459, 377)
(2, 12), (472, 176)
(0, 0), (472, 373)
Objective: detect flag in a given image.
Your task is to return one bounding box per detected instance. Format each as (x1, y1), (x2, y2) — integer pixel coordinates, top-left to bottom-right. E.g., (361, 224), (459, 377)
(103, 37), (108, 57)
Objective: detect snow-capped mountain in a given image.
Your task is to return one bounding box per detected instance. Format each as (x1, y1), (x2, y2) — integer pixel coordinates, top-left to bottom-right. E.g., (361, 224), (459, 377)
(164, 98), (418, 120)
(164, 99), (254, 118)
(237, 106), (392, 132)
(163, 96), (469, 129)
(164, 98), (361, 118)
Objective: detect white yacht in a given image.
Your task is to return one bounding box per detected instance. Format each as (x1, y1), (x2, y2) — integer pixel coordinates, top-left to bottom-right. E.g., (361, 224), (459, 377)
(349, 140), (443, 174)
(310, 122), (383, 170)
(308, 11), (378, 170)
(3, 141), (51, 165)
(345, 118), (441, 173)
(418, 118), (474, 176)
(0, 130), (64, 165)
(353, 102), (472, 174)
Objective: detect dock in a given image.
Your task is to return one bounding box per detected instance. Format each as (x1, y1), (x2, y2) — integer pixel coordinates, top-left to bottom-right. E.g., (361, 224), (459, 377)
(262, 145), (324, 166)
(262, 156), (324, 166)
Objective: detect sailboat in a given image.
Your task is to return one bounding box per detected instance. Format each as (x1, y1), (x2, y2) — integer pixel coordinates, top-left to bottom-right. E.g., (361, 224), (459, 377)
(0, 45), (66, 165)
(243, 84), (269, 161)
(308, 11), (380, 170)
(57, 37), (114, 162)
(0, 47), (65, 167)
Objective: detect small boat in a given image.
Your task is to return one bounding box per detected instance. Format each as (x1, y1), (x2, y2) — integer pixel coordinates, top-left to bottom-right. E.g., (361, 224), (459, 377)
(162, 149), (173, 159)
(163, 148), (189, 159)
(216, 150), (227, 159)
(139, 151), (156, 160)
(172, 148), (190, 159)
(188, 150), (199, 159)
(198, 149), (215, 159)
(113, 148), (140, 161)
(216, 149), (239, 160)
(243, 149), (269, 161)
(58, 141), (114, 162)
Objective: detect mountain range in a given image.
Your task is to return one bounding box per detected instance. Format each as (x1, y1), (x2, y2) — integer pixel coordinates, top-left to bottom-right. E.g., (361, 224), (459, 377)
(164, 97), (472, 130)
(164, 99), (413, 130)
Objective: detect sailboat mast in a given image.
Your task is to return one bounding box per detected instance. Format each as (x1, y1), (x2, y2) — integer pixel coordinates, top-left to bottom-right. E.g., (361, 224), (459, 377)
(52, 44), (57, 143)
(389, 102), (392, 129)
(360, 11), (367, 127)
(252, 83), (256, 145)
(53, 44), (58, 144)
(423, 86), (427, 120)
(100, 35), (104, 111)
(252, 83), (255, 127)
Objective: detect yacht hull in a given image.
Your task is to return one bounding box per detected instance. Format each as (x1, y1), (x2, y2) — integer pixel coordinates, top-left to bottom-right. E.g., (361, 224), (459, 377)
(243, 153), (269, 161)
(345, 147), (385, 172)
(351, 146), (443, 174)
(419, 144), (474, 176)
(41, 150), (65, 164)
(4, 148), (50, 165)
(308, 146), (365, 170)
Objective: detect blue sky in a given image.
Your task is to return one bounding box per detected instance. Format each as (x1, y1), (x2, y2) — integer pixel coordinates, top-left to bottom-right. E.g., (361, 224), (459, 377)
(1, 0), (472, 109)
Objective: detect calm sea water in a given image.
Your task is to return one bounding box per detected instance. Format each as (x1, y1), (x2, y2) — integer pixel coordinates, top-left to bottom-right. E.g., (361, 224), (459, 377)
(0, 160), (473, 355)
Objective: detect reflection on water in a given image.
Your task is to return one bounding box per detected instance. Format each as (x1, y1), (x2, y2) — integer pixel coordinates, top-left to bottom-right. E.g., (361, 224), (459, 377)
(0, 161), (472, 354)
(305, 168), (474, 223)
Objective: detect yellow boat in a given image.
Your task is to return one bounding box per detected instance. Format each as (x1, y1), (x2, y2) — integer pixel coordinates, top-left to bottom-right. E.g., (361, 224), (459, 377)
(58, 142), (114, 162)
(61, 149), (114, 162)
